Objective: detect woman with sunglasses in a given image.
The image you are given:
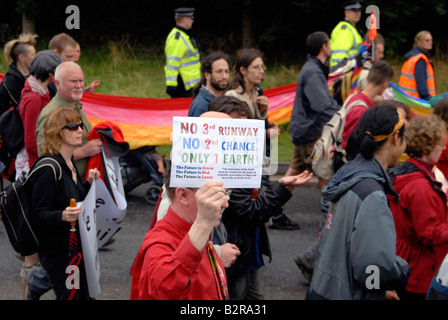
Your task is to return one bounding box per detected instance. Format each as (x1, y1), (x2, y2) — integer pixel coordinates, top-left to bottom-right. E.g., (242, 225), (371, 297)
(307, 105), (410, 300)
(28, 107), (100, 300)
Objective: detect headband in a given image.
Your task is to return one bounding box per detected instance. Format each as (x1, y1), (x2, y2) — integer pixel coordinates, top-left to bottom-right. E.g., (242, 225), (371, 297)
(371, 111), (404, 142)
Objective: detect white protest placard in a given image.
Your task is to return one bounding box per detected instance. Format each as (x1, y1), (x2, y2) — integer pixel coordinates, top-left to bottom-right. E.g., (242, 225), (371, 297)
(170, 116), (265, 188)
(96, 148), (127, 248)
(78, 176), (127, 298)
(78, 180), (101, 298)
(77, 148), (128, 298)
(95, 172), (127, 248)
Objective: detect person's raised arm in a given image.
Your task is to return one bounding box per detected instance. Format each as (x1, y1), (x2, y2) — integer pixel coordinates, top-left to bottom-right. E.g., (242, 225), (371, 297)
(188, 181), (229, 251)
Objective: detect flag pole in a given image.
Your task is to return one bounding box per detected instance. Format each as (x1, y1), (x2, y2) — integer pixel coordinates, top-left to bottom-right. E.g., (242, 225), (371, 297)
(369, 9), (377, 61)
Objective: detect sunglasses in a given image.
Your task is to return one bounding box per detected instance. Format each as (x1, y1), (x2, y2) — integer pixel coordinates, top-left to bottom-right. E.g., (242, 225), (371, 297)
(63, 122), (84, 131)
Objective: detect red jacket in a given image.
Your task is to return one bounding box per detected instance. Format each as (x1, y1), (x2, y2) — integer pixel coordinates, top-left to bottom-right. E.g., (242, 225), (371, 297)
(130, 207), (226, 300)
(86, 121), (129, 185)
(19, 80), (50, 167)
(389, 158), (448, 294)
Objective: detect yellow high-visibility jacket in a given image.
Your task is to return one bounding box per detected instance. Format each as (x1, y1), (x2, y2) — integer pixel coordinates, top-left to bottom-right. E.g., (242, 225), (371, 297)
(329, 21), (362, 67)
(164, 27), (201, 91)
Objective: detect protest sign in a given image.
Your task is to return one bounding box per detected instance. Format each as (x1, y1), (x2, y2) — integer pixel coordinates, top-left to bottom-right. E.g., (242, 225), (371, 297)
(170, 116), (265, 188)
(78, 180), (101, 298)
(77, 148), (127, 297)
(96, 148), (127, 248)
(78, 175), (127, 298)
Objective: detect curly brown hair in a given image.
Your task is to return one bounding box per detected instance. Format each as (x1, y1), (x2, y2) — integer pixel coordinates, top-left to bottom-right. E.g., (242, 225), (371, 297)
(41, 107), (83, 155)
(405, 115), (447, 158)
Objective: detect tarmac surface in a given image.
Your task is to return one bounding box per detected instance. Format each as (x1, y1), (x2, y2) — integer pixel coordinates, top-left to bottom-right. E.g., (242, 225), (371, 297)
(0, 167), (322, 301)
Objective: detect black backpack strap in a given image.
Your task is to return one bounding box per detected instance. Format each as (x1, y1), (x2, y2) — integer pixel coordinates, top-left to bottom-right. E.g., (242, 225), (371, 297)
(1, 83), (33, 111)
(23, 157), (62, 186)
(2, 82), (19, 107)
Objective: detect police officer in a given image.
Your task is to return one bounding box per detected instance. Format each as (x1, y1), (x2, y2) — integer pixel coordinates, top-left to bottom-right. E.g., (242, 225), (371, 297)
(329, 1), (363, 68)
(164, 7), (201, 98)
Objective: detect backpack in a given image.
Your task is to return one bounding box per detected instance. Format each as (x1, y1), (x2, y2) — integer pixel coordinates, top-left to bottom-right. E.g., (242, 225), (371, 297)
(0, 89), (31, 182)
(328, 69), (354, 106)
(310, 96), (368, 181)
(0, 157), (62, 256)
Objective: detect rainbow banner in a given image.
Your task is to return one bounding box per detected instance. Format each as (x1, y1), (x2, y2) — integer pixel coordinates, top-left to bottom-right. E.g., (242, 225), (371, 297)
(0, 72), (295, 149)
(81, 92), (191, 149)
(80, 84), (297, 150)
(350, 42), (371, 94)
(1, 71), (435, 151)
(389, 82), (433, 117)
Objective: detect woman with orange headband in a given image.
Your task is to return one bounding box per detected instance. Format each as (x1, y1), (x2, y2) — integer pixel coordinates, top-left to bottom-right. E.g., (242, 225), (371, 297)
(389, 115), (448, 300)
(307, 105), (409, 300)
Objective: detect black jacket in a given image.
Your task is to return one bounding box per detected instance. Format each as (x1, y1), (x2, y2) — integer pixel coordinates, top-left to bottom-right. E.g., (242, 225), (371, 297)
(0, 63), (26, 116)
(29, 154), (91, 258)
(222, 175), (292, 280)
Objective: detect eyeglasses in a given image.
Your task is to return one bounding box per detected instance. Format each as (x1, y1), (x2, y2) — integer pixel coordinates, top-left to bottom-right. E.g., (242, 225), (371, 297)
(250, 65), (267, 72)
(63, 122), (84, 131)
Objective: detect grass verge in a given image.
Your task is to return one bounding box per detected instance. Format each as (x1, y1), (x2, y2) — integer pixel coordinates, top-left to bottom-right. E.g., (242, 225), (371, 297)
(2, 43), (448, 161)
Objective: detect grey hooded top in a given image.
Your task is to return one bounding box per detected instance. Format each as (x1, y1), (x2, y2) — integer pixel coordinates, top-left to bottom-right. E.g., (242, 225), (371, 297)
(308, 154), (410, 300)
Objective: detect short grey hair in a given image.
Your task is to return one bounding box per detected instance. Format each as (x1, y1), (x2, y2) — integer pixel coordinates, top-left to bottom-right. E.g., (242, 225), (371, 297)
(54, 61), (82, 82)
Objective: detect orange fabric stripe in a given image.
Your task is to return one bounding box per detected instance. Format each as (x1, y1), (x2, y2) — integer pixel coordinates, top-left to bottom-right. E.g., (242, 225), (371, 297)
(398, 53), (436, 98)
(87, 117), (172, 149)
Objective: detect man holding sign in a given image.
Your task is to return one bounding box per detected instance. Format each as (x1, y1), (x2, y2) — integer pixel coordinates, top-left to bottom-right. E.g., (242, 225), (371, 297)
(130, 163), (231, 300)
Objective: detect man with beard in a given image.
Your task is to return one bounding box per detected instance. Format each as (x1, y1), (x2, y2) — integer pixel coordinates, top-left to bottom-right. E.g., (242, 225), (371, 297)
(35, 61), (102, 178)
(188, 51), (231, 117)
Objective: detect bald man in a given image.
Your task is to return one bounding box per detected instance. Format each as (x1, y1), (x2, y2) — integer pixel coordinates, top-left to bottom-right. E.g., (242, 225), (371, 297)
(148, 110), (240, 268)
(36, 61), (102, 177)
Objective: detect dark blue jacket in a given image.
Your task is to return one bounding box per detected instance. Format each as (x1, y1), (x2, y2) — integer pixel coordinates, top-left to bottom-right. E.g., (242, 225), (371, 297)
(222, 175), (292, 281)
(290, 55), (340, 146)
(188, 86), (214, 117)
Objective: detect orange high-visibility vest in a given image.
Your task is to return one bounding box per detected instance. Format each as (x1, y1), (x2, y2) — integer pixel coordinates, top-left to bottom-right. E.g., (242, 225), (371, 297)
(399, 53), (436, 98)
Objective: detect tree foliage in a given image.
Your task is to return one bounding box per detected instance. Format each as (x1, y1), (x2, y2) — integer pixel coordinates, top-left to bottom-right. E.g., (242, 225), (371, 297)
(1, 0), (447, 63)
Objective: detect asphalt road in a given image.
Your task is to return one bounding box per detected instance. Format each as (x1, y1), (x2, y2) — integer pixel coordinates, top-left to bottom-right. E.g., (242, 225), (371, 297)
(0, 174), (322, 301)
